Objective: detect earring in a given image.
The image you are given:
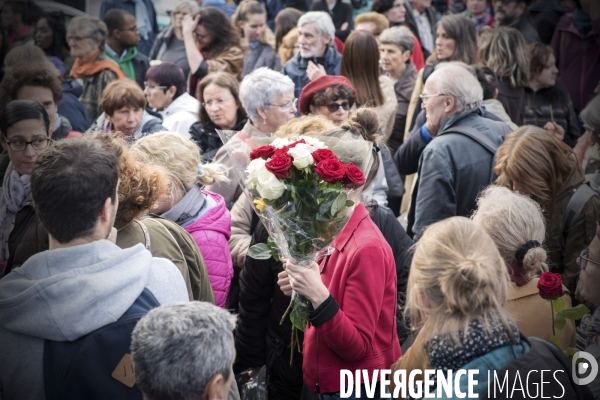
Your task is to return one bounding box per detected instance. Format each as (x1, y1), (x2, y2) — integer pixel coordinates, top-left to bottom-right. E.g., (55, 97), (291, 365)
(263, 119), (267, 125)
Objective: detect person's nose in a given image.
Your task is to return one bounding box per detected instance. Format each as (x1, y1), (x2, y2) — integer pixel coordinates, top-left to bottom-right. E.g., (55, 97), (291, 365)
(24, 143), (37, 157)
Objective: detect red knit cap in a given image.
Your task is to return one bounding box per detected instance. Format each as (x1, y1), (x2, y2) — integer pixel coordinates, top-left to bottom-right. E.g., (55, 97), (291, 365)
(298, 75), (357, 115)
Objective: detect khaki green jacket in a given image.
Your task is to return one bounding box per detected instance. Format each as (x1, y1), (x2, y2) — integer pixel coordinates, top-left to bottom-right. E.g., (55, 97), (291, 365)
(116, 215), (215, 303)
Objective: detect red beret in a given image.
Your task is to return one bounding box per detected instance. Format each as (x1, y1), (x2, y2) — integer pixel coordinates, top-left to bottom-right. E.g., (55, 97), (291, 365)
(298, 75), (357, 114)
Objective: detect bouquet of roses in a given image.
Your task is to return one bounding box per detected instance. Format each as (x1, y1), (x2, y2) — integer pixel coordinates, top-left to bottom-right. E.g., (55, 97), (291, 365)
(217, 130), (373, 357)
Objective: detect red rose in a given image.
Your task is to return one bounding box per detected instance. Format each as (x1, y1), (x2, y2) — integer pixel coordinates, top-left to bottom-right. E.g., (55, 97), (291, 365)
(249, 145), (276, 160)
(537, 272), (564, 300)
(312, 148), (337, 163)
(314, 159), (346, 184)
(343, 162), (366, 188)
(265, 153), (293, 179)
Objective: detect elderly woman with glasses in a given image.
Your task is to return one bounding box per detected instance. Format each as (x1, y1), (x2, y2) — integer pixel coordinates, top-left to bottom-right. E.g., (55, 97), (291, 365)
(0, 100), (52, 278)
(67, 16), (126, 122)
(298, 75), (357, 126)
(206, 67), (297, 210)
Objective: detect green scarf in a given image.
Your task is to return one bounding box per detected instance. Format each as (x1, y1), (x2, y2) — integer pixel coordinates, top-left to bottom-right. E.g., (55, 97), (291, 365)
(105, 46), (137, 82)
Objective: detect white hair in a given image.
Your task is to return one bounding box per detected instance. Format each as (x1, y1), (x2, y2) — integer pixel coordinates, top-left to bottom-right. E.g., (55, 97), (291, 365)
(379, 26), (414, 54)
(239, 67), (295, 123)
(131, 302), (237, 400)
(429, 65), (483, 112)
(298, 12), (335, 43)
(67, 16), (108, 50)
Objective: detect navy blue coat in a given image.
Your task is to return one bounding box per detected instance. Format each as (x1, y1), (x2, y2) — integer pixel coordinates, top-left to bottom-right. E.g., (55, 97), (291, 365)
(282, 46), (342, 98)
(58, 80), (91, 132)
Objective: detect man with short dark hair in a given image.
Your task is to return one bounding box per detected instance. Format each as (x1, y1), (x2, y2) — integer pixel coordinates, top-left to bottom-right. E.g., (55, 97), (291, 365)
(0, 137), (188, 400)
(494, 0), (541, 44)
(100, 0), (158, 56)
(103, 8), (150, 88)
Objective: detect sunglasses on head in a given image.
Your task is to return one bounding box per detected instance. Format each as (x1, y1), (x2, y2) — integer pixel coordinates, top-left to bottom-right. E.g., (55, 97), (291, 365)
(326, 101), (351, 113)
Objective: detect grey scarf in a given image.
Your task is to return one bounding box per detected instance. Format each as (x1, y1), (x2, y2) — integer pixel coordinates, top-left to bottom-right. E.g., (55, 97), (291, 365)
(0, 163), (31, 271)
(161, 184), (206, 228)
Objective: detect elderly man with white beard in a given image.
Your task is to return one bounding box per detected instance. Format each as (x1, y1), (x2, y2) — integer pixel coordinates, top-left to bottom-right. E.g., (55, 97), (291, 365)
(406, 65), (512, 240)
(282, 12), (342, 98)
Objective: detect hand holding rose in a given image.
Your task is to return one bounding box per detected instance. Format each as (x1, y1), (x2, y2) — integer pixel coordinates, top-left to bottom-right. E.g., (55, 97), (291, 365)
(285, 261), (330, 308)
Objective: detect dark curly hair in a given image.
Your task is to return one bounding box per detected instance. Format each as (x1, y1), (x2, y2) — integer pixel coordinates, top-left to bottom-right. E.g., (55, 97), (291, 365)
(0, 65), (63, 113)
(311, 84), (357, 108)
(198, 7), (242, 58)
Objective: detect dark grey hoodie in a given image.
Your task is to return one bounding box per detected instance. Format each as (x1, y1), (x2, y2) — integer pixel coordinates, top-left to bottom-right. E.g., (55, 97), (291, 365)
(0, 240), (188, 400)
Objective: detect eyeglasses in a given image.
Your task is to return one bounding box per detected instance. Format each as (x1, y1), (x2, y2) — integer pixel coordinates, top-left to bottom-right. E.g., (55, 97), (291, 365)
(3, 135), (52, 151)
(120, 26), (139, 32)
(419, 93), (446, 104)
(202, 97), (234, 108)
(268, 98), (298, 111)
(144, 82), (168, 90)
(325, 101), (351, 113)
(493, 0), (516, 4)
(578, 247), (599, 271)
(67, 35), (90, 42)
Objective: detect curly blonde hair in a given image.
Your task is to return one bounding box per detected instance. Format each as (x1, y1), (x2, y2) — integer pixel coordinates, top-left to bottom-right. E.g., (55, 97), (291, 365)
(131, 132), (230, 191)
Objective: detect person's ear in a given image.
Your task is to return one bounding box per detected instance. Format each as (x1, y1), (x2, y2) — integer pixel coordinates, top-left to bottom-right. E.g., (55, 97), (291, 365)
(202, 373), (229, 400)
(445, 96), (455, 112)
(167, 86), (177, 99)
(493, 88), (498, 100)
(100, 196), (113, 224)
(516, 2), (526, 14)
(402, 50), (412, 61)
(256, 105), (268, 121)
(309, 104), (319, 115)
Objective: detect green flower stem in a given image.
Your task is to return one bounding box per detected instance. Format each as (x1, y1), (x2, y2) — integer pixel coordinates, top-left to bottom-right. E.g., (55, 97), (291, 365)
(551, 299), (556, 336)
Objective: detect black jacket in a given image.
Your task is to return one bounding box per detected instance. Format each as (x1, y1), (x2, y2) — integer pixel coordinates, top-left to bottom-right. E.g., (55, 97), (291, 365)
(58, 79), (90, 132)
(132, 51), (150, 89)
(504, 12), (541, 44)
(190, 117), (248, 162)
(282, 46), (342, 98)
(309, 0), (354, 42)
(235, 221), (304, 400)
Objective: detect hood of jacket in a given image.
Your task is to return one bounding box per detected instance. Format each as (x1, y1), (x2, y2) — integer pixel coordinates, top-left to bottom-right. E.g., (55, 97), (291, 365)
(0, 240), (156, 341)
(162, 92), (200, 117)
(185, 190), (231, 240)
(90, 111), (163, 140)
(61, 79), (83, 98)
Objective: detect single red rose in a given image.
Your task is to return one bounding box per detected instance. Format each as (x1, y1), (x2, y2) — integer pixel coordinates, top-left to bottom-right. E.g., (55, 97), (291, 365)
(537, 272), (564, 300)
(343, 162), (366, 188)
(314, 158), (346, 184)
(312, 148), (337, 163)
(265, 153), (293, 179)
(249, 145), (276, 160)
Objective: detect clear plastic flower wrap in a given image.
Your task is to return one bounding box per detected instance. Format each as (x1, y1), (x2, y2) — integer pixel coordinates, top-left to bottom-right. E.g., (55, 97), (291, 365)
(217, 129), (373, 359)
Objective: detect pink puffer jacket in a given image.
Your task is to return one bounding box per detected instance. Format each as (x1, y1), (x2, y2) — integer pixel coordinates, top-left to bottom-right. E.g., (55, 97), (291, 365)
(184, 191), (233, 307)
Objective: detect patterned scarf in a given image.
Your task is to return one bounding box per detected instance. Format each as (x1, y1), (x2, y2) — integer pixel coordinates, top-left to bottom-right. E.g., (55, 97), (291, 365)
(425, 319), (520, 373)
(577, 307), (600, 351)
(0, 163), (31, 273)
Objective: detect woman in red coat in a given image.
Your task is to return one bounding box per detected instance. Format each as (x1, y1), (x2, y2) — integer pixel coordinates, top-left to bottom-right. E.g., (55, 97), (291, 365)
(278, 109), (401, 399)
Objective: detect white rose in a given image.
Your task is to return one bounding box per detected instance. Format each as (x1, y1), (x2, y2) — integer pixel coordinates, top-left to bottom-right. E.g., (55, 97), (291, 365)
(288, 143), (314, 169)
(256, 166), (286, 200)
(245, 158), (267, 187)
(271, 137), (292, 149)
(299, 136), (327, 151)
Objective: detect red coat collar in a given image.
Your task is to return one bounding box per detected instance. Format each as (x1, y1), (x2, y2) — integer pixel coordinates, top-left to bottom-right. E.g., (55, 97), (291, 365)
(333, 203), (369, 252)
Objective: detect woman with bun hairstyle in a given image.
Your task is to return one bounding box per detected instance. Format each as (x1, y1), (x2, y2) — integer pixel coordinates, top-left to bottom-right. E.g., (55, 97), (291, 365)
(277, 108), (401, 399)
(232, 1), (279, 78)
(131, 131), (233, 308)
(102, 134), (215, 304)
(495, 126), (600, 293)
(472, 185), (575, 350)
(390, 217), (586, 399)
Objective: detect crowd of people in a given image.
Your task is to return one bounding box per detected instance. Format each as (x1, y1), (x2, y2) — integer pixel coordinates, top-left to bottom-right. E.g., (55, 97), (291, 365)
(0, 0), (600, 399)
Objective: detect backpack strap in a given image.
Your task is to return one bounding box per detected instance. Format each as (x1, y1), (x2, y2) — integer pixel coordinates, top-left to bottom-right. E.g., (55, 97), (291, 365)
(133, 219), (151, 251)
(4, 209), (36, 276)
(444, 126), (502, 183)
